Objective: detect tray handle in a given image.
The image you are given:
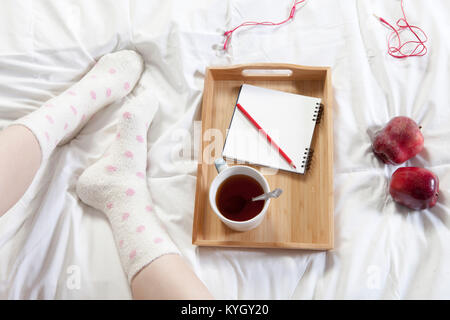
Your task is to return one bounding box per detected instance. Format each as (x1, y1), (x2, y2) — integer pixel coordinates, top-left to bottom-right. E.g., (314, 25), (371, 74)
(240, 64), (293, 79)
(208, 63), (328, 80)
(241, 68), (293, 78)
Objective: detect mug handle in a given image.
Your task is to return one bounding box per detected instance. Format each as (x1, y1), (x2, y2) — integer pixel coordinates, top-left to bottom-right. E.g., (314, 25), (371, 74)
(214, 158), (228, 173)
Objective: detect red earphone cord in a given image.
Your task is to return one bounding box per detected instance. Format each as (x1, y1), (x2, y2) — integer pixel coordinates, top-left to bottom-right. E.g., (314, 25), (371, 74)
(375, 0), (427, 58)
(223, 0), (306, 50)
(223, 0), (427, 59)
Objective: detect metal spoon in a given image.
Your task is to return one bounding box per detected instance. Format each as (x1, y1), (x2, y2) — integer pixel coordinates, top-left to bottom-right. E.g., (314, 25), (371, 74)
(252, 188), (283, 202)
(223, 188), (283, 214)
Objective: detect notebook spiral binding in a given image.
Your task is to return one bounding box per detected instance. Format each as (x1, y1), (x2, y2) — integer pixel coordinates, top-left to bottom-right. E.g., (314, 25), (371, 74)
(301, 147), (314, 170)
(312, 103), (323, 124)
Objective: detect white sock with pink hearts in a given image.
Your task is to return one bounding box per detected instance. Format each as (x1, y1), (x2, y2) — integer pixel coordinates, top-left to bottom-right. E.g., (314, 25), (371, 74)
(12, 50), (144, 161)
(76, 91), (180, 283)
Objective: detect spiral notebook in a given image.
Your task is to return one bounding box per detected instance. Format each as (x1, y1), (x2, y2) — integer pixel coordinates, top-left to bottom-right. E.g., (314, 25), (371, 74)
(222, 84), (322, 174)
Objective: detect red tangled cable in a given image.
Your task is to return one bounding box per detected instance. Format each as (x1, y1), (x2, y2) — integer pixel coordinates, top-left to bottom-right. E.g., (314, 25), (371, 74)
(223, 0), (306, 50)
(374, 0), (428, 59)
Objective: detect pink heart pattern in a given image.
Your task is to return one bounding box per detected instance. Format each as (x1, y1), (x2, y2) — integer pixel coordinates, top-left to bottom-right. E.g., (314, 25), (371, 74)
(136, 172), (145, 179)
(123, 112), (132, 120)
(124, 150), (133, 158)
(106, 165), (117, 172)
(46, 115), (54, 124)
(70, 105), (78, 115)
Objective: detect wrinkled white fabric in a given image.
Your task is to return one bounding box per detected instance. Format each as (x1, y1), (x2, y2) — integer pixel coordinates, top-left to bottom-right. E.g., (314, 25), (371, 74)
(0, 0), (449, 299)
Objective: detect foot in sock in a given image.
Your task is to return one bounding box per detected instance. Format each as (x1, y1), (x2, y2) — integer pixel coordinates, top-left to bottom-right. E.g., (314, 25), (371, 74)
(12, 50), (144, 161)
(76, 92), (179, 283)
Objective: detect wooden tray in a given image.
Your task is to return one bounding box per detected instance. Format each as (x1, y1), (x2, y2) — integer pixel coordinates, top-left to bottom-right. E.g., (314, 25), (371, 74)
(192, 63), (334, 250)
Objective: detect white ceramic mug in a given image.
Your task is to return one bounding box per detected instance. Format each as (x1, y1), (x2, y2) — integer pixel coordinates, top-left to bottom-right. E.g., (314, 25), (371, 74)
(209, 158), (270, 232)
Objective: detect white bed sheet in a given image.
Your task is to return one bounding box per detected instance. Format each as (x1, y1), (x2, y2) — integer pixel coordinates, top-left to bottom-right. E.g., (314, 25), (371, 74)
(0, 0), (449, 299)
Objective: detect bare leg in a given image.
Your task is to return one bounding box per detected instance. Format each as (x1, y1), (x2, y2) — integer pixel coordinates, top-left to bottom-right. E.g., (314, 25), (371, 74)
(0, 125), (41, 216)
(131, 255), (213, 300)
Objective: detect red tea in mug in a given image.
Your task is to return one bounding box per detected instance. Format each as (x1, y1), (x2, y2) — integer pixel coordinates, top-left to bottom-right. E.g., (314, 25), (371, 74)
(215, 174), (265, 221)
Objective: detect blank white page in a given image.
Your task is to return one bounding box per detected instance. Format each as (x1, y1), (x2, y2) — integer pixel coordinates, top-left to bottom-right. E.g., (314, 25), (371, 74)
(222, 84), (321, 174)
